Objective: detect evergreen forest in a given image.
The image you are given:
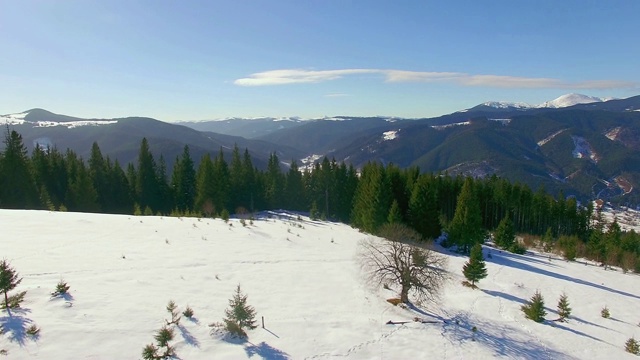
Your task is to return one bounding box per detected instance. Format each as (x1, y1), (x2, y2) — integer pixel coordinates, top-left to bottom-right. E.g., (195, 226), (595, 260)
(1, 128), (639, 272)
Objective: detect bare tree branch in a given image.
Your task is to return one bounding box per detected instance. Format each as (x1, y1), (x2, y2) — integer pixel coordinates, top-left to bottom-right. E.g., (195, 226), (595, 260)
(358, 224), (449, 304)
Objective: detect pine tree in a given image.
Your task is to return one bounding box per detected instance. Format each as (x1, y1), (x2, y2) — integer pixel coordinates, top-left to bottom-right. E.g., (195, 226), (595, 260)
(447, 177), (484, 253)
(223, 284), (257, 338)
(521, 290), (546, 322)
(171, 145), (196, 213)
(387, 199), (403, 224)
(556, 292), (571, 322)
(462, 243), (488, 287)
(351, 162), (391, 234)
(0, 259), (23, 309)
(135, 138), (160, 213)
(625, 337), (640, 355)
(310, 201), (320, 221)
(408, 175), (441, 239)
(0, 128), (38, 208)
(494, 214), (515, 250)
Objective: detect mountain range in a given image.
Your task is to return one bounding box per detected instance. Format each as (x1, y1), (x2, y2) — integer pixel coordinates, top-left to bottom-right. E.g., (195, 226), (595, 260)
(2, 93), (640, 204)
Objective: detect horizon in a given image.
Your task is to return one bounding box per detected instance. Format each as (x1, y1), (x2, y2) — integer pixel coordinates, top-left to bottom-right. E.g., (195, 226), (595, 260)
(5, 92), (638, 123)
(1, 1), (639, 122)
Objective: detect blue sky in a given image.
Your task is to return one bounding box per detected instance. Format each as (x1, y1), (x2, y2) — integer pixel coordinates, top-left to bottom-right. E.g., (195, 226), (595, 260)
(1, 1), (639, 121)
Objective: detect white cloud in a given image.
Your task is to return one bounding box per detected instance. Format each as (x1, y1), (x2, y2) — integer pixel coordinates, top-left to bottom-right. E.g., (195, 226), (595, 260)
(233, 69), (378, 86)
(234, 68), (637, 90)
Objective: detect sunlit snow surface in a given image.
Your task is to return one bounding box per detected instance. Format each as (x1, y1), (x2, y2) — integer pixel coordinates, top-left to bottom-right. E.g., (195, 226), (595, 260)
(382, 130), (398, 141)
(1, 210), (640, 359)
(32, 120), (118, 128)
(0, 113), (28, 125)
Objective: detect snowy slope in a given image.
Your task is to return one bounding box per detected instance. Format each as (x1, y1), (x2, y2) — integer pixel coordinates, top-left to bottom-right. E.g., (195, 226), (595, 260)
(482, 101), (532, 109)
(0, 110), (118, 128)
(1, 210), (639, 359)
(537, 94), (611, 108)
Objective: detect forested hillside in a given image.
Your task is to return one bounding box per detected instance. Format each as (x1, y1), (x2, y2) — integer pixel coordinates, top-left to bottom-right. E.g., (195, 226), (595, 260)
(1, 128), (639, 273)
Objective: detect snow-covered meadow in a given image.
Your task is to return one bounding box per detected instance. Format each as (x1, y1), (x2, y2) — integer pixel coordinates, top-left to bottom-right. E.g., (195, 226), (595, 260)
(1, 210), (639, 359)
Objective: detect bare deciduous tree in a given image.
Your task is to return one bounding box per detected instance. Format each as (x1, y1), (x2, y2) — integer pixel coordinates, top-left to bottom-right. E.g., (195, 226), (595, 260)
(359, 223), (448, 304)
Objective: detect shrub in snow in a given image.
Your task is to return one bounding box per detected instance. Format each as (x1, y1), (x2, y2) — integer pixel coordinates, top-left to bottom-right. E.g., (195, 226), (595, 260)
(0, 349), (8, 356)
(51, 279), (70, 297)
(142, 326), (176, 360)
(223, 284), (257, 339)
(521, 290), (546, 323)
(182, 306), (194, 319)
(5, 291), (26, 310)
(165, 300), (181, 326)
(601, 306), (610, 319)
(26, 324), (40, 337)
(509, 242), (527, 255)
(626, 337), (640, 355)
(0, 259), (23, 309)
(556, 293), (571, 322)
(220, 209), (230, 222)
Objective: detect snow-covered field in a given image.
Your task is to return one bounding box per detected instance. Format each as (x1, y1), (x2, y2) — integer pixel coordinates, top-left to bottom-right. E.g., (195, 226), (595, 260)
(1, 210), (639, 359)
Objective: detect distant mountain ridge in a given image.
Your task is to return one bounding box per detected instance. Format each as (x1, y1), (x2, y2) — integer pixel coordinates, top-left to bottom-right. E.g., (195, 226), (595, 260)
(2, 93), (640, 204)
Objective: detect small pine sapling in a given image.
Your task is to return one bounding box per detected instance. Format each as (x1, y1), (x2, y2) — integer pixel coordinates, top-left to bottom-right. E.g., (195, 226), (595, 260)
(182, 306), (194, 319)
(521, 290), (546, 323)
(462, 243), (488, 288)
(556, 292), (572, 322)
(223, 284), (257, 338)
(601, 306), (610, 318)
(165, 300), (181, 325)
(51, 279), (70, 297)
(142, 326), (176, 360)
(626, 337), (640, 355)
(26, 324), (40, 337)
(5, 291), (27, 309)
(0, 260), (23, 309)
(220, 209), (230, 222)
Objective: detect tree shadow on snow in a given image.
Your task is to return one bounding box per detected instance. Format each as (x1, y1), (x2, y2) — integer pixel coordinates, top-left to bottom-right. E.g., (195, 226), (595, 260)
(442, 311), (574, 360)
(489, 249), (561, 268)
(482, 289), (528, 306)
(488, 254), (640, 300)
(50, 292), (75, 306)
(0, 308), (34, 346)
(548, 321), (608, 345)
(244, 341), (290, 360)
(177, 324), (199, 347)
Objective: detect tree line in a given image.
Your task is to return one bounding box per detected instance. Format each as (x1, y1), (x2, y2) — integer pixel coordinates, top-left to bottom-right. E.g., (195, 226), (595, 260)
(1, 128), (638, 271)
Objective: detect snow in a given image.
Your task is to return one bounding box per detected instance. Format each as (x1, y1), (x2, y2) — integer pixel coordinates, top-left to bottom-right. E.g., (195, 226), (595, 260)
(571, 136), (600, 163)
(2, 209), (640, 359)
(482, 101), (532, 109)
(299, 154), (324, 171)
(0, 113), (28, 125)
(537, 94), (609, 109)
(537, 129), (567, 147)
(382, 130), (398, 141)
(33, 120), (118, 129)
(605, 127), (622, 141)
(488, 118), (511, 125)
(432, 121), (470, 130)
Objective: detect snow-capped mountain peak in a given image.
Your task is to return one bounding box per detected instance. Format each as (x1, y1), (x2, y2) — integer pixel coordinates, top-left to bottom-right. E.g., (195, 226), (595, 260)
(537, 93), (610, 108)
(482, 101), (532, 109)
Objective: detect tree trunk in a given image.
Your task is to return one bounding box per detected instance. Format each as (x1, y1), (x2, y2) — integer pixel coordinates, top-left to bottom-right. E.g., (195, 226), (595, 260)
(400, 285), (409, 303)
(3, 290), (7, 309)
